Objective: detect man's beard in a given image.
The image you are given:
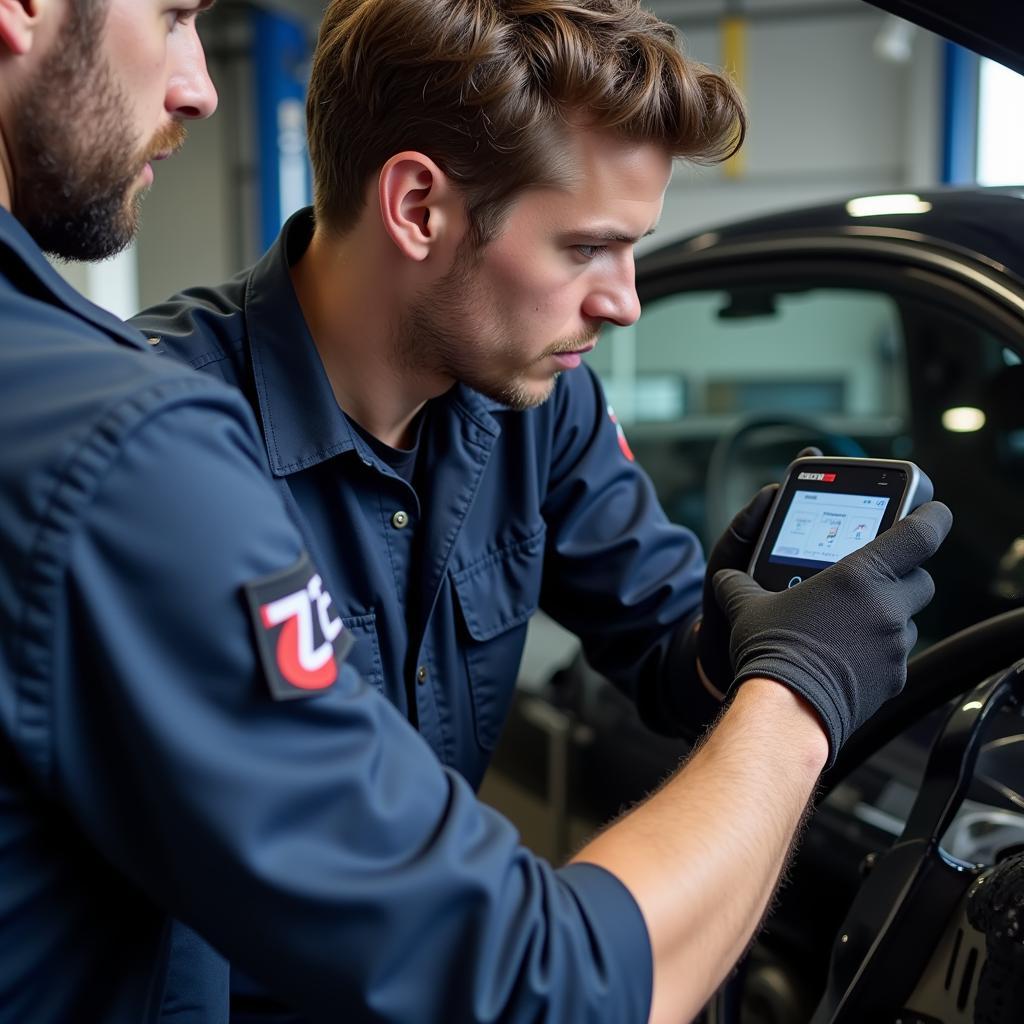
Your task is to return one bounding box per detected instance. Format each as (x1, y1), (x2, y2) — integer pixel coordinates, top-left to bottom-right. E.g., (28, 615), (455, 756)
(397, 249), (598, 411)
(11, 9), (185, 261)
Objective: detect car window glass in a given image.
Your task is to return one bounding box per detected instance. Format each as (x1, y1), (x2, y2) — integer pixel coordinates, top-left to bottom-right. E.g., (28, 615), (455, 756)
(588, 288), (906, 426)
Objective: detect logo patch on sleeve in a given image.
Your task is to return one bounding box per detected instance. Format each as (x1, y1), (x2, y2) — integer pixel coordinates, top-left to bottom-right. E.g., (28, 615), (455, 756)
(607, 405), (635, 462)
(244, 553), (353, 701)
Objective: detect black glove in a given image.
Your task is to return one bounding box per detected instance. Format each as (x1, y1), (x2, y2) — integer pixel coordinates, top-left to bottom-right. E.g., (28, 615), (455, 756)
(712, 501), (952, 767)
(697, 448), (823, 695)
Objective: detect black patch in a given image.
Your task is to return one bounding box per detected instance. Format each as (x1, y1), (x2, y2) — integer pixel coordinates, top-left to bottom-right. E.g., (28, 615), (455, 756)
(244, 552), (353, 701)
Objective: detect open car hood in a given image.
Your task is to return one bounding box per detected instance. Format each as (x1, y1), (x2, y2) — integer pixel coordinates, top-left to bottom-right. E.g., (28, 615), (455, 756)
(866, 1), (1024, 76)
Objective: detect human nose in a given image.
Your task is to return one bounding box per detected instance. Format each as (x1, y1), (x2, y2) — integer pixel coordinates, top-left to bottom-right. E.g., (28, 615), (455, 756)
(581, 254), (642, 327)
(167, 22), (219, 119)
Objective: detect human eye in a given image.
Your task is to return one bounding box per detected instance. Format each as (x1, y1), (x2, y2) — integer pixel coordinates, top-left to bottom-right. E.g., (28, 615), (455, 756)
(165, 5), (203, 30)
(574, 244), (607, 260)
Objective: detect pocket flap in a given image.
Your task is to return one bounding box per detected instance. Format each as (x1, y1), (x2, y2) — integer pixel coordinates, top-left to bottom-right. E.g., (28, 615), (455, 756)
(450, 527), (546, 641)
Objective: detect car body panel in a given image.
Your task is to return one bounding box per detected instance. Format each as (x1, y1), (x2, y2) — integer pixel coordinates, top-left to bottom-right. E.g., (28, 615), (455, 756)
(642, 189), (1024, 285)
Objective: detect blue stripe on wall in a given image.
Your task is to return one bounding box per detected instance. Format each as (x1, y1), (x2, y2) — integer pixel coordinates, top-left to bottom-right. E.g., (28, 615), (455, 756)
(253, 10), (313, 251)
(942, 41), (980, 185)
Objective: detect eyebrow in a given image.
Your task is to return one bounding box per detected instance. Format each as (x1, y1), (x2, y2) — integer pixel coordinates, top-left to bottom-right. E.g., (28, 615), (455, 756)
(577, 226), (658, 244)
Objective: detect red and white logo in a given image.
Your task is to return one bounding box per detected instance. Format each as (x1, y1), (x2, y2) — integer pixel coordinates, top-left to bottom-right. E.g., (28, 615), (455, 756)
(260, 573), (342, 690)
(798, 471), (837, 482)
(245, 553), (352, 701)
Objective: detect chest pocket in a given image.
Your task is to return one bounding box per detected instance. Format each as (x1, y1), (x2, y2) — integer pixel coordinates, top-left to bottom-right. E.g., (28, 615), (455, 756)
(450, 525), (546, 750)
(342, 611), (384, 695)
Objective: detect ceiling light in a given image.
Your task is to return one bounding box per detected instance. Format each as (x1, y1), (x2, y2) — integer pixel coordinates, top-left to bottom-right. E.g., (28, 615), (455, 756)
(942, 407), (986, 433)
(846, 194), (933, 217)
(874, 15), (916, 64)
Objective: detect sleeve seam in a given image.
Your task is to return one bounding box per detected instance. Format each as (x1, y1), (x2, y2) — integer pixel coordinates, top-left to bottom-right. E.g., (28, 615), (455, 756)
(9, 373), (259, 788)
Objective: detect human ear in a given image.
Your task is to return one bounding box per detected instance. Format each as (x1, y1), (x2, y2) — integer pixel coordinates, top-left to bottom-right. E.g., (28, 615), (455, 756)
(0, 0), (43, 56)
(378, 151), (466, 261)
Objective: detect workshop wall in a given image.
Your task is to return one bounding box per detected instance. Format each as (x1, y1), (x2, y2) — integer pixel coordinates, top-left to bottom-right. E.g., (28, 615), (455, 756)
(648, 1), (942, 251)
(67, 0), (944, 313)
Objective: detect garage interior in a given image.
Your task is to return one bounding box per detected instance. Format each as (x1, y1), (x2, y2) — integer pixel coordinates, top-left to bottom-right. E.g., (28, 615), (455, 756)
(43, 3), (1024, 1021)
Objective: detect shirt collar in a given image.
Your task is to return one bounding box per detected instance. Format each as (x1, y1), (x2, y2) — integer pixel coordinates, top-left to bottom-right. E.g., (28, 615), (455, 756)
(244, 208), (363, 477)
(0, 207), (150, 353)
(245, 207), (506, 478)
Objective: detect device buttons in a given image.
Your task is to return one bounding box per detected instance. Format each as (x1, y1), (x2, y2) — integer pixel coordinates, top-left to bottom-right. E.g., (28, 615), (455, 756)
(787, 576), (803, 589)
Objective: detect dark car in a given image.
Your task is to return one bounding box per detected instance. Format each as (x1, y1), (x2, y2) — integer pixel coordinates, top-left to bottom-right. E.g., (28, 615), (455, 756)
(482, 7), (1024, 1021)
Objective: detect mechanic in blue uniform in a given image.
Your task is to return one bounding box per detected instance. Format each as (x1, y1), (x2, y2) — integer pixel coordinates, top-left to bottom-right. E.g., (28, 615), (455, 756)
(0, 1), (952, 1023)
(134, 3), (755, 798)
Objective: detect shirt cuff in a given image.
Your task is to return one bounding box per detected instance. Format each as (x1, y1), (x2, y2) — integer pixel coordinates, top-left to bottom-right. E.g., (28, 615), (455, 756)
(556, 862), (653, 1024)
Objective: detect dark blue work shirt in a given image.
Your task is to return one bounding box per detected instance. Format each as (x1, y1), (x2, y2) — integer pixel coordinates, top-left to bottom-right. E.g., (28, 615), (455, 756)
(134, 209), (712, 794)
(0, 206), (654, 1022)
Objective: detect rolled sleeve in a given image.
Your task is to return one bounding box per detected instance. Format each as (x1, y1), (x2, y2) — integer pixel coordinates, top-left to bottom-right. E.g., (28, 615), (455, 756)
(557, 863), (653, 1023)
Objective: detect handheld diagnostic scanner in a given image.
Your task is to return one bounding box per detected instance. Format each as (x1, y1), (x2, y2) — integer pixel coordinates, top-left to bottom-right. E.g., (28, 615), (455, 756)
(749, 457), (934, 592)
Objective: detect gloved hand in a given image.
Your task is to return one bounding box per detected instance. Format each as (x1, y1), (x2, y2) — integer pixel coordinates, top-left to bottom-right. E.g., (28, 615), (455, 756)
(696, 448), (823, 695)
(712, 500), (952, 767)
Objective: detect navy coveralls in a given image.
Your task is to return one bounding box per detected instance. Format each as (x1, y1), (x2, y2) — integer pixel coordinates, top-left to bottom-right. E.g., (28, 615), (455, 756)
(0, 207), (655, 1022)
(134, 208), (713, 795)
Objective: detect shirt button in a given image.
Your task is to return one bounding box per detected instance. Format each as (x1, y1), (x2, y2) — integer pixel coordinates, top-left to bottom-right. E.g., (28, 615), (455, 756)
(391, 510), (410, 529)
(416, 665), (428, 685)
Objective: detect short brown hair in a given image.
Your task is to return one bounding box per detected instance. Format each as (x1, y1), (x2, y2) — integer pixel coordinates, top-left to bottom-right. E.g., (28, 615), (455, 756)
(307, 0), (746, 245)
